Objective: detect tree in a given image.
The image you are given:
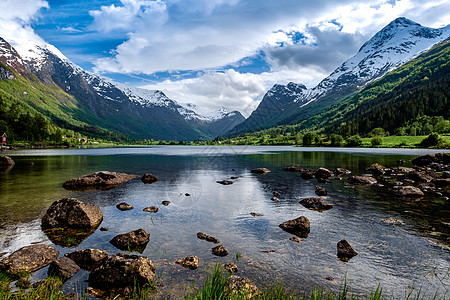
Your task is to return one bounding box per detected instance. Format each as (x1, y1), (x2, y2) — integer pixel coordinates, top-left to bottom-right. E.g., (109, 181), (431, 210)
(371, 136), (383, 147)
(419, 132), (442, 147)
(370, 128), (385, 137)
(346, 135), (363, 147)
(329, 134), (344, 147)
(302, 132), (318, 146)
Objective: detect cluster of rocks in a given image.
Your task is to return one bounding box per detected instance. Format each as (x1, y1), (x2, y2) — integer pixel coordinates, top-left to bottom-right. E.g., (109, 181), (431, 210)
(62, 171), (159, 190)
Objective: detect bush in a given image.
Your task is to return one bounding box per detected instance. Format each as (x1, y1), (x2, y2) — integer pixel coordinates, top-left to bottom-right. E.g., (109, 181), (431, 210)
(371, 136), (383, 147)
(369, 128), (385, 137)
(419, 132), (443, 147)
(329, 134), (344, 147)
(302, 132), (319, 146)
(346, 135), (363, 147)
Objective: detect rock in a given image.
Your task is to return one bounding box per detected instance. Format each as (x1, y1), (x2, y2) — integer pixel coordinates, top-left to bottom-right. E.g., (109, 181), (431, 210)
(299, 197), (333, 211)
(273, 191), (280, 196)
(301, 171), (315, 180)
(435, 153), (450, 165)
(347, 176), (377, 185)
(443, 171), (450, 179)
(224, 262), (238, 273)
(250, 212), (264, 217)
(250, 168), (270, 174)
(65, 249), (108, 270)
(394, 186), (424, 197)
(408, 171), (433, 183)
(162, 201), (171, 206)
(197, 232), (220, 243)
(230, 176), (239, 179)
(227, 276), (259, 298)
(290, 237), (302, 243)
(0, 245), (59, 275)
(62, 171), (139, 190)
(212, 245), (229, 256)
(337, 239), (358, 260)
(271, 197), (278, 201)
(282, 166), (303, 172)
(116, 202), (134, 211)
(41, 198), (103, 229)
(315, 186), (327, 196)
(100, 227), (109, 231)
(261, 250), (276, 253)
(380, 218), (404, 225)
(185, 193), (191, 196)
(89, 253), (155, 290)
(390, 167), (415, 174)
(432, 178), (450, 186)
(0, 155), (15, 166)
(48, 257), (80, 281)
(141, 174), (158, 184)
(412, 154), (438, 167)
(314, 167), (333, 179)
(175, 256), (199, 270)
(366, 163), (388, 176)
(143, 206), (158, 213)
(110, 229), (150, 253)
(279, 216), (310, 237)
(334, 168), (351, 175)
(217, 180), (233, 185)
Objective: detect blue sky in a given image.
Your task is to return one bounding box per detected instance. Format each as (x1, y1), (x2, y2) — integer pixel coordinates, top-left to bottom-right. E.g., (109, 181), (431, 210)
(0, 0), (449, 115)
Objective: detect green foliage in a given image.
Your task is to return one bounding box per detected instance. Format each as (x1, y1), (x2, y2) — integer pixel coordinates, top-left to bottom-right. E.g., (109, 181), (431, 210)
(346, 135), (363, 147)
(371, 136), (383, 147)
(329, 134), (344, 147)
(369, 128), (385, 137)
(419, 132), (444, 147)
(303, 132), (320, 146)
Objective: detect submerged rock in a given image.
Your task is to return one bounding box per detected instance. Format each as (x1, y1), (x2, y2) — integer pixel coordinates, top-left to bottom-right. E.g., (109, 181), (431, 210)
(347, 176), (377, 185)
(197, 232), (220, 243)
(41, 198), (103, 230)
(212, 245), (229, 256)
(89, 253), (155, 290)
(380, 218), (404, 225)
(143, 206), (158, 213)
(224, 262), (238, 273)
(334, 168), (351, 175)
(366, 163), (388, 176)
(162, 201), (171, 206)
(175, 256), (199, 270)
(314, 168), (333, 179)
(393, 186), (424, 197)
(282, 166), (303, 172)
(250, 212), (264, 217)
(0, 245), (59, 275)
(217, 180), (234, 185)
(0, 155), (15, 166)
(315, 186), (328, 196)
(299, 197), (333, 211)
(116, 202), (134, 211)
(48, 257), (80, 281)
(62, 171), (139, 190)
(279, 216), (310, 238)
(250, 168), (271, 174)
(290, 237), (302, 243)
(337, 239), (358, 261)
(300, 171), (315, 180)
(110, 229), (150, 253)
(141, 174), (158, 184)
(65, 249), (108, 271)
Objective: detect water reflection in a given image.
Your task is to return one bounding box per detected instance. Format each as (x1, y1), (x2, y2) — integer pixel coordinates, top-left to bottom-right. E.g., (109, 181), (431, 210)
(0, 146), (449, 298)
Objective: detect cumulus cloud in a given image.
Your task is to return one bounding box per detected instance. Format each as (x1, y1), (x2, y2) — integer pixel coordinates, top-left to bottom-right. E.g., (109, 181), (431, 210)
(141, 68), (328, 117)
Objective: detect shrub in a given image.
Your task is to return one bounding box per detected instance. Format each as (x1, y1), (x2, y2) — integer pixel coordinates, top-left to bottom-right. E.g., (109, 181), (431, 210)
(419, 132), (442, 147)
(346, 135), (363, 147)
(371, 136), (383, 147)
(329, 134), (344, 147)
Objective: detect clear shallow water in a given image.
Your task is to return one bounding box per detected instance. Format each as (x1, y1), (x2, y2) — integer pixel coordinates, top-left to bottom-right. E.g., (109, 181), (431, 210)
(0, 146), (449, 298)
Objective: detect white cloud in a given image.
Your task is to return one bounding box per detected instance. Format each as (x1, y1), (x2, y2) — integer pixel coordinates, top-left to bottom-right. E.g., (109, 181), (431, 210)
(141, 68), (327, 117)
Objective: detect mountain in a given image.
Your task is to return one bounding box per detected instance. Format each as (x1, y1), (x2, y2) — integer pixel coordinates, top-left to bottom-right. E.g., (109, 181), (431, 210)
(0, 36), (244, 141)
(228, 17), (450, 136)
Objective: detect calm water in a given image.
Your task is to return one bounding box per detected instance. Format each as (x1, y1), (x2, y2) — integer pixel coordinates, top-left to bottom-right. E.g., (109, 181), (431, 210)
(1, 146), (449, 298)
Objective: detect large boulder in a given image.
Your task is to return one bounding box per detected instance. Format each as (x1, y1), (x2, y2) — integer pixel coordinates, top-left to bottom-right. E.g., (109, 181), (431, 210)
(89, 253), (155, 290)
(279, 216), (310, 237)
(347, 176), (377, 185)
(41, 198), (103, 229)
(412, 154), (438, 167)
(0, 155), (15, 166)
(408, 171), (433, 183)
(0, 245), (59, 275)
(48, 257), (80, 281)
(110, 229), (150, 253)
(314, 168), (333, 179)
(141, 174), (158, 184)
(432, 178), (450, 186)
(300, 197), (333, 211)
(62, 171), (139, 190)
(394, 186), (424, 197)
(366, 163), (388, 176)
(65, 249), (108, 270)
(337, 239), (358, 261)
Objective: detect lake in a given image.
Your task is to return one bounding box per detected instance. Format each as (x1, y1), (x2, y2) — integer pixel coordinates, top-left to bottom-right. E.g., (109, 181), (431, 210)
(1, 146), (449, 298)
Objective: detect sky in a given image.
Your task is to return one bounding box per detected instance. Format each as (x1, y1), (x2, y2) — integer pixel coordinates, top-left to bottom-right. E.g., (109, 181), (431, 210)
(0, 0), (449, 116)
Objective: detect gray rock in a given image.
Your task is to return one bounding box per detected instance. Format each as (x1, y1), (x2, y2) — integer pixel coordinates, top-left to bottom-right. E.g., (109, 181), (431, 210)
(408, 171), (433, 183)
(89, 253), (155, 290)
(0, 245), (59, 275)
(347, 176), (377, 185)
(65, 249), (108, 270)
(366, 163), (388, 176)
(314, 168), (333, 179)
(279, 216), (310, 237)
(48, 257), (80, 281)
(62, 171), (139, 190)
(41, 198), (103, 229)
(110, 229), (150, 253)
(394, 186), (424, 197)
